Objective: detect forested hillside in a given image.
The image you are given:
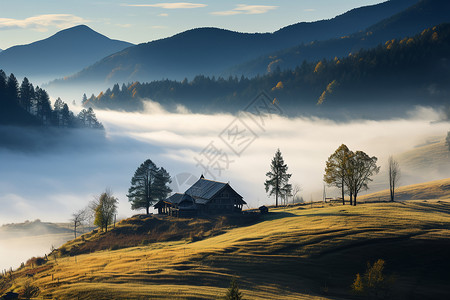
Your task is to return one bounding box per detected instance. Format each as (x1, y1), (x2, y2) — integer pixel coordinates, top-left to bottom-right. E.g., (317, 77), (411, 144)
(0, 70), (103, 129)
(231, 0), (450, 76)
(84, 24), (450, 118)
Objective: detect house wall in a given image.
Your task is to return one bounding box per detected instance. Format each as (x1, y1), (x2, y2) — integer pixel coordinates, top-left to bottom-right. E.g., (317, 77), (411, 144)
(205, 186), (243, 214)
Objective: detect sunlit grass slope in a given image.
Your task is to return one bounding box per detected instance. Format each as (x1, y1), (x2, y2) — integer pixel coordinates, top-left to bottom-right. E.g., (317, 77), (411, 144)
(3, 185), (450, 299)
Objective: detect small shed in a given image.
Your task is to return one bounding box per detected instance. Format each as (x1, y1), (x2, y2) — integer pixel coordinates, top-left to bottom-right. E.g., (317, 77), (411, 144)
(259, 205), (269, 214)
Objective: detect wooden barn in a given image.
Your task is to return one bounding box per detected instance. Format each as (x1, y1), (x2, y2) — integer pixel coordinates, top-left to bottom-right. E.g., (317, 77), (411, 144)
(154, 175), (246, 217)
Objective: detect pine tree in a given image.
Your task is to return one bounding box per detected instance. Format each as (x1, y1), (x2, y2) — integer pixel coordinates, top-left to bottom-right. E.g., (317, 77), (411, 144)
(264, 149), (292, 207)
(6, 73), (19, 104)
(82, 93), (88, 105)
(19, 77), (34, 112)
(127, 160), (172, 214)
(224, 278), (243, 300)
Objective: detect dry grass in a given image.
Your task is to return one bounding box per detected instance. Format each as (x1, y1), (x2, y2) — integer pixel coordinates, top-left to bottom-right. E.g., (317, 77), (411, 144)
(2, 180), (450, 299)
(359, 177), (450, 202)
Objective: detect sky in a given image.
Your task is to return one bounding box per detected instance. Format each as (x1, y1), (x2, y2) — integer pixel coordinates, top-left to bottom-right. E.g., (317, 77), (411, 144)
(0, 0), (387, 50)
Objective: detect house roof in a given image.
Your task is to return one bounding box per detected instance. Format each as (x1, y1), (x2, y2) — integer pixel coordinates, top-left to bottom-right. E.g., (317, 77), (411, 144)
(155, 177), (246, 208)
(185, 178), (229, 200)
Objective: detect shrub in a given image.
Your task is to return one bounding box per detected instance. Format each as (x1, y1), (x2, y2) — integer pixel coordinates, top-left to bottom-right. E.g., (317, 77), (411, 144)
(20, 280), (40, 299)
(352, 259), (394, 299)
(26, 257), (46, 267)
(59, 246), (68, 256)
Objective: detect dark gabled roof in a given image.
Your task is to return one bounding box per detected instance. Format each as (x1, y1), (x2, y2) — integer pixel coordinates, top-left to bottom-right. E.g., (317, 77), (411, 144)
(155, 177), (246, 208)
(165, 193), (184, 205)
(156, 193), (195, 207)
(185, 178), (228, 200)
(185, 178), (245, 204)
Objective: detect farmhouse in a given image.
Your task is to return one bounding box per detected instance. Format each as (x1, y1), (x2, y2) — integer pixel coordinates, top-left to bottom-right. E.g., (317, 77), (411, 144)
(154, 175), (246, 217)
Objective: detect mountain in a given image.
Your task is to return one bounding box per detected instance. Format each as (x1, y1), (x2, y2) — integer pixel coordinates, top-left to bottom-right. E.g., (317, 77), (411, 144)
(84, 23), (450, 119)
(0, 25), (134, 84)
(231, 0), (450, 76)
(49, 0), (416, 92)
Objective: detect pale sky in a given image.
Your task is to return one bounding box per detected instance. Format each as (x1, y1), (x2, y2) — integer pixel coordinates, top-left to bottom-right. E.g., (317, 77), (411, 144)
(0, 0), (387, 50)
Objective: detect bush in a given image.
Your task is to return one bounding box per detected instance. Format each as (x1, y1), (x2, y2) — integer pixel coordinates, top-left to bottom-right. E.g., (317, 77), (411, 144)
(20, 280), (40, 299)
(59, 246), (68, 256)
(352, 259), (394, 299)
(26, 257), (46, 267)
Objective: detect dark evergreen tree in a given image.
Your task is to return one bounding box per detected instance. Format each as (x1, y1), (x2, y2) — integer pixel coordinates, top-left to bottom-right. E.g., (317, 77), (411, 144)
(127, 160), (172, 214)
(264, 149), (292, 207)
(0, 70), (6, 100)
(82, 93), (88, 105)
(61, 103), (71, 127)
(35, 87), (52, 124)
(19, 77), (34, 112)
(224, 278), (243, 300)
(6, 73), (19, 104)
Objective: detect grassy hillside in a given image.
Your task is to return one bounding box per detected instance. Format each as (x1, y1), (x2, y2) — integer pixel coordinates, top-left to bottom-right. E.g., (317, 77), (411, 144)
(2, 190), (450, 299)
(397, 136), (450, 176)
(359, 178), (450, 202)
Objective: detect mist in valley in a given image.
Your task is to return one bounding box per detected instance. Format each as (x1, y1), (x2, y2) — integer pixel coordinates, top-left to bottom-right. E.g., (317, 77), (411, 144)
(0, 100), (449, 271)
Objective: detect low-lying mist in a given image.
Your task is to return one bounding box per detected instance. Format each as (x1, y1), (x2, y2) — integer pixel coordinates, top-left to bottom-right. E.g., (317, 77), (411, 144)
(0, 101), (449, 271)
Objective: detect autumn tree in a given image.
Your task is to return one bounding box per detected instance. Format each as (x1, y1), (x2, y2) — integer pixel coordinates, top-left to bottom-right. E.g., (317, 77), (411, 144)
(324, 144), (351, 205)
(93, 190), (118, 233)
(264, 149), (292, 207)
(127, 159), (172, 214)
(346, 151), (380, 206)
(388, 156), (401, 202)
(352, 259), (393, 298)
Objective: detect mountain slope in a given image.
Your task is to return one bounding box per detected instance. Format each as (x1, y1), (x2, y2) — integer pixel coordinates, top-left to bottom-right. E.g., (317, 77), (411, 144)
(232, 0), (450, 76)
(0, 25), (133, 84)
(49, 0), (416, 91)
(84, 23), (450, 118)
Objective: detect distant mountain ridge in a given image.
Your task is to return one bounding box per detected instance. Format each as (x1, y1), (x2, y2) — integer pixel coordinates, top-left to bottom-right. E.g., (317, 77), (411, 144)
(84, 23), (450, 119)
(0, 25), (133, 84)
(48, 0), (417, 92)
(230, 0), (450, 76)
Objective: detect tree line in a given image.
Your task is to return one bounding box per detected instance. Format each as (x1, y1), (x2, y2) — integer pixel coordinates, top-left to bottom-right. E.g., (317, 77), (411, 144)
(0, 70), (103, 129)
(82, 23), (450, 115)
(265, 145), (403, 207)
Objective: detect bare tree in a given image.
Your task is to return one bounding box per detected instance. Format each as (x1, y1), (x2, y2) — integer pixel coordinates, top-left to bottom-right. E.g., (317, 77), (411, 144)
(388, 156), (401, 202)
(291, 184), (301, 204)
(71, 209), (87, 239)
